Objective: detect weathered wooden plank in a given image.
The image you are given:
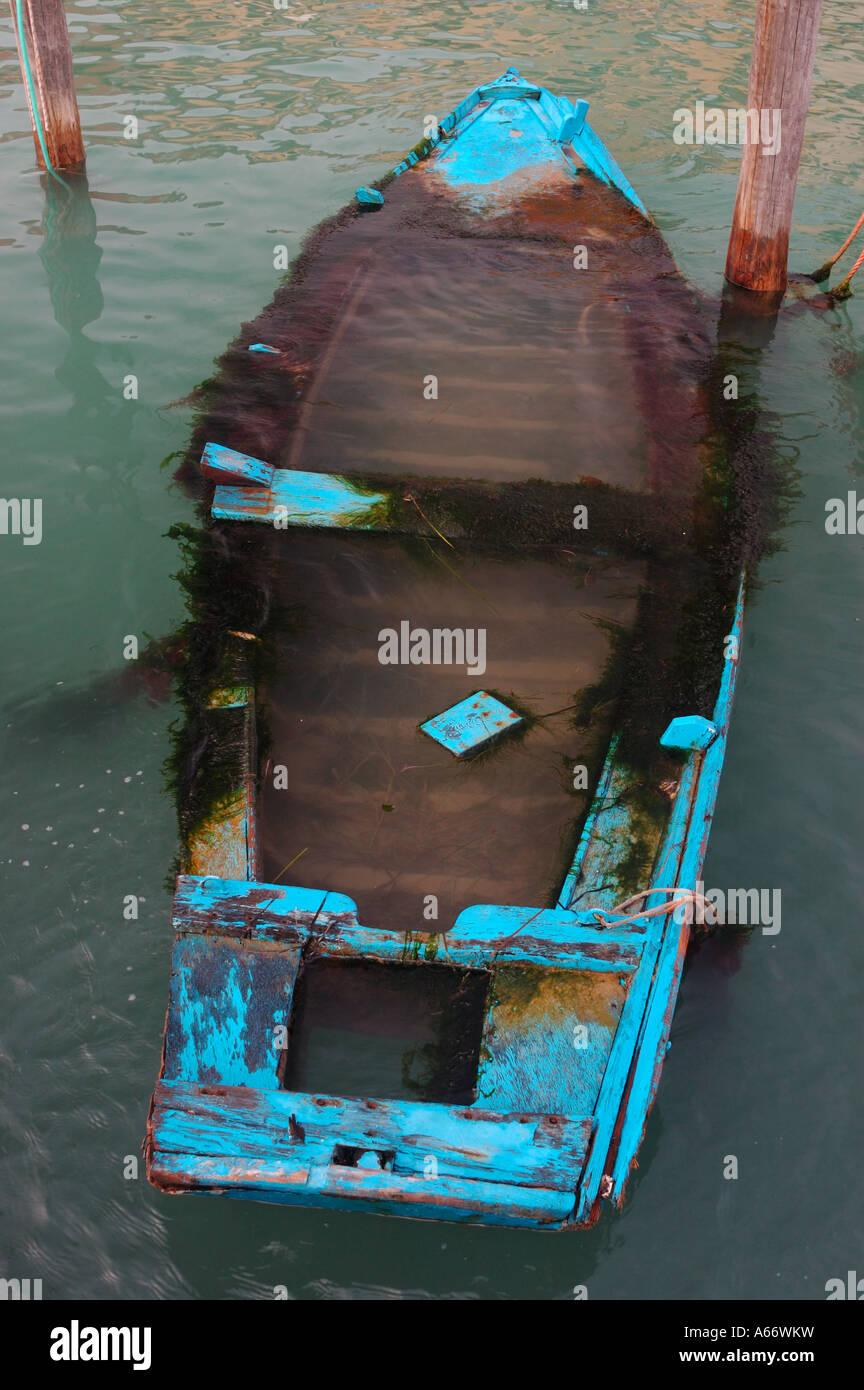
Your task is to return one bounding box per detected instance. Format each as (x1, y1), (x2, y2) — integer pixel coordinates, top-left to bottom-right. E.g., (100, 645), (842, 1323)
(173, 874), (355, 942)
(571, 931), (664, 1222)
(556, 737), (619, 910)
(151, 1080), (593, 1191)
(163, 935), (300, 1088)
(151, 1151), (312, 1192)
(187, 789), (254, 882)
(201, 443), (274, 488)
(149, 1150), (575, 1226)
(557, 754), (668, 912)
(392, 1132), (587, 1189)
(477, 81), (542, 102)
(450, 902), (648, 947)
(171, 875), (646, 971)
(187, 694), (257, 882)
(474, 963), (629, 1117)
(304, 1162), (575, 1222)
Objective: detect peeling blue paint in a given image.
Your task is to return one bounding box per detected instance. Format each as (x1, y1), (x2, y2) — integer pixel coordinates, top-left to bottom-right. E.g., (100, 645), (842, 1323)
(201, 442), (274, 489)
(392, 66), (647, 216)
(163, 934), (299, 1089)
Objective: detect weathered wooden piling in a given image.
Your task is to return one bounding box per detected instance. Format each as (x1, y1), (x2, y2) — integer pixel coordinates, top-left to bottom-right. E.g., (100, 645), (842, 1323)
(10, 0), (85, 171)
(725, 0), (822, 295)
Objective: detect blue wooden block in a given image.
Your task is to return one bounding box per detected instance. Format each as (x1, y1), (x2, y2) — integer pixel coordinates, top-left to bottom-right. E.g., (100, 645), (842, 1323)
(557, 100), (589, 143)
(201, 443), (274, 489)
(659, 715), (718, 752)
(420, 691), (522, 758)
(355, 186), (384, 205)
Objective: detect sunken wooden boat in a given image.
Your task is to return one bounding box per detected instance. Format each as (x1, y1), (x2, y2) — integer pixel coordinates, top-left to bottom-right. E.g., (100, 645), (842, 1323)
(147, 69), (755, 1228)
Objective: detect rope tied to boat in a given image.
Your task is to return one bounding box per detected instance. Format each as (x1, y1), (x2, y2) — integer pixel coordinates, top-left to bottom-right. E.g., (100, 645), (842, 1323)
(829, 243), (864, 303)
(809, 207), (864, 300)
(487, 888), (717, 959)
(810, 208), (864, 283)
(592, 886), (718, 930)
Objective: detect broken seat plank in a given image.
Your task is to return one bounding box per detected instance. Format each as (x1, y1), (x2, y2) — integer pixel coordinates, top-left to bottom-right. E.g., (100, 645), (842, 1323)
(201, 443), (275, 488)
(172, 875), (647, 972)
(211, 467), (390, 528)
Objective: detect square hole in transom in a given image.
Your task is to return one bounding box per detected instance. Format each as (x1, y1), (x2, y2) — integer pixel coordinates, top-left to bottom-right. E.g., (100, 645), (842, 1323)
(280, 957), (490, 1106)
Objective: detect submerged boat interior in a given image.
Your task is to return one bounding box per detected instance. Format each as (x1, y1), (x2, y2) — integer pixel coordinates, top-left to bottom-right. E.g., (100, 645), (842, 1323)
(258, 536), (644, 932)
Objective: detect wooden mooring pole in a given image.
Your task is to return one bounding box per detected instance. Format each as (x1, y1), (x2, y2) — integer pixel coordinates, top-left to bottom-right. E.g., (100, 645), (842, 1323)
(725, 0), (822, 295)
(9, 0), (85, 171)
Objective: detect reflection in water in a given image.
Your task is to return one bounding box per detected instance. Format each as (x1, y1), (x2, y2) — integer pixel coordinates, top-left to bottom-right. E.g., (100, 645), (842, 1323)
(38, 172), (142, 482)
(40, 174), (103, 332)
(39, 173), (110, 438)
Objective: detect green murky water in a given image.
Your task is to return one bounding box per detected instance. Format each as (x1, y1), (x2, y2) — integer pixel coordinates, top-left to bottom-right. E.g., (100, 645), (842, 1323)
(2, 0), (863, 1299)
